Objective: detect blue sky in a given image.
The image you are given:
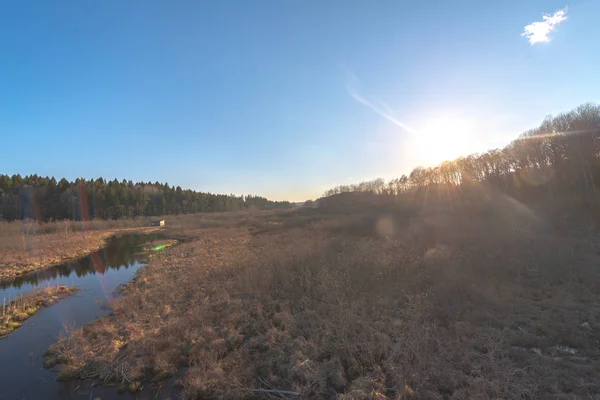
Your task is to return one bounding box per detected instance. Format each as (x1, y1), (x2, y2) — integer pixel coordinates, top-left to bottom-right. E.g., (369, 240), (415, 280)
(1, 1), (598, 201)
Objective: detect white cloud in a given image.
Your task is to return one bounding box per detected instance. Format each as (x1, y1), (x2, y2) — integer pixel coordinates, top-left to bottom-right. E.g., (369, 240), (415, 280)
(521, 7), (568, 45)
(346, 84), (417, 135)
(340, 64), (418, 134)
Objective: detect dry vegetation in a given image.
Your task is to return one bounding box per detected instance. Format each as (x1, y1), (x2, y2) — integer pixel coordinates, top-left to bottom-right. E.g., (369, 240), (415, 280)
(0, 218), (158, 280)
(45, 199), (600, 399)
(1, 284), (79, 337)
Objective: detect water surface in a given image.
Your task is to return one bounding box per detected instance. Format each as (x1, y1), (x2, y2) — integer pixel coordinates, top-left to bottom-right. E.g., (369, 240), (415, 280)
(0, 233), (168, 400)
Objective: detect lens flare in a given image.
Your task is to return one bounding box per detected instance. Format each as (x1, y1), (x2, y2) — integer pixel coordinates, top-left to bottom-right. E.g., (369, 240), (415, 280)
(519, 167), (555, 186)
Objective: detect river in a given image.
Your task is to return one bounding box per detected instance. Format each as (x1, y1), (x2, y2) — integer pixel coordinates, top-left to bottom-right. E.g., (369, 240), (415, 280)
(0, 233), (171, 400)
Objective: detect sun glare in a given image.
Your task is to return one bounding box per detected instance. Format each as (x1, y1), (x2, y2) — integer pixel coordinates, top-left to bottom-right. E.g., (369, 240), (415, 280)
(413, 114), (474, 164)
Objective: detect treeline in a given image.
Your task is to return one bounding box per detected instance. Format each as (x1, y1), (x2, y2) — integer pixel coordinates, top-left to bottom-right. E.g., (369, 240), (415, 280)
(0, 176), (293, 221)
(324, 102), (600, 202)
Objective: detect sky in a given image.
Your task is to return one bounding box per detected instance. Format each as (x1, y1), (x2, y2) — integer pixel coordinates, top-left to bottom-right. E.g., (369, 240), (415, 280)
(1, 0), (599, 201)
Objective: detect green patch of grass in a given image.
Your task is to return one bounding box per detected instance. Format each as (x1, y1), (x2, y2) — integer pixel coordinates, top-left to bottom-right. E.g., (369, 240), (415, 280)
(25, 306), (38, 315)
(128, 381), (142, 393)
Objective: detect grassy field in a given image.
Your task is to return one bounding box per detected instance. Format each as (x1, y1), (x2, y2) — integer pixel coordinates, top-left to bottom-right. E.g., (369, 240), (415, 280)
(0, 219), (159, 280)
(45, 200), (600, 399)
(1, 284), (79, 337)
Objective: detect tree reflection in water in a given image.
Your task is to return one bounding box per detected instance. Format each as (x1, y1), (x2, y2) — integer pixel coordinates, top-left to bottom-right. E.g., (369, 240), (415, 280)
(0, 232), (165, 289)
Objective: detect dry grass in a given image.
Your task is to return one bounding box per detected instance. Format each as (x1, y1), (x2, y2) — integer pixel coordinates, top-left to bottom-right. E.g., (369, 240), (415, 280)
(0, 219), (160, 279)
(1, 284), (79, 337)
(45, 202), (600, 399)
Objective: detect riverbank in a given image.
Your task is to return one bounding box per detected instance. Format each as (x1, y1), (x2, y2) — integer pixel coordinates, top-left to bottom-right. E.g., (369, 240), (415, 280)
(44, 207), (600, 398)
(0, 225), (162, 280)
(1, 285), (79, 337)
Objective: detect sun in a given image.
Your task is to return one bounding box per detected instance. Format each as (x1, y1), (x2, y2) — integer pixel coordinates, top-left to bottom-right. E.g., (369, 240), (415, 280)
(413, 114), (474, 164)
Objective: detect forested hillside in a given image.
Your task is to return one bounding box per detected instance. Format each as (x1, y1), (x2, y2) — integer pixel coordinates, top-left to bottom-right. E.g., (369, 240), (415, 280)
(323, 102), (600, 203)
(0, 176), (292, 221)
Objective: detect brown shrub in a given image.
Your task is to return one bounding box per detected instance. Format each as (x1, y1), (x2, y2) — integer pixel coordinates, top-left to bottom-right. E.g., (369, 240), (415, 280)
(47, 203), (600, 398)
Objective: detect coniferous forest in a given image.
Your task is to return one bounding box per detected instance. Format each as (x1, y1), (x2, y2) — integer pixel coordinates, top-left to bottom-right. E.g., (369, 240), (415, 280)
(0, 176), (292, 221)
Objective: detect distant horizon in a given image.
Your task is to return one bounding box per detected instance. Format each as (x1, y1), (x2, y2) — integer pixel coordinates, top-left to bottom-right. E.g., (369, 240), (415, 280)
(2, 1), (599, 201)
(2, 100), (596, 203)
